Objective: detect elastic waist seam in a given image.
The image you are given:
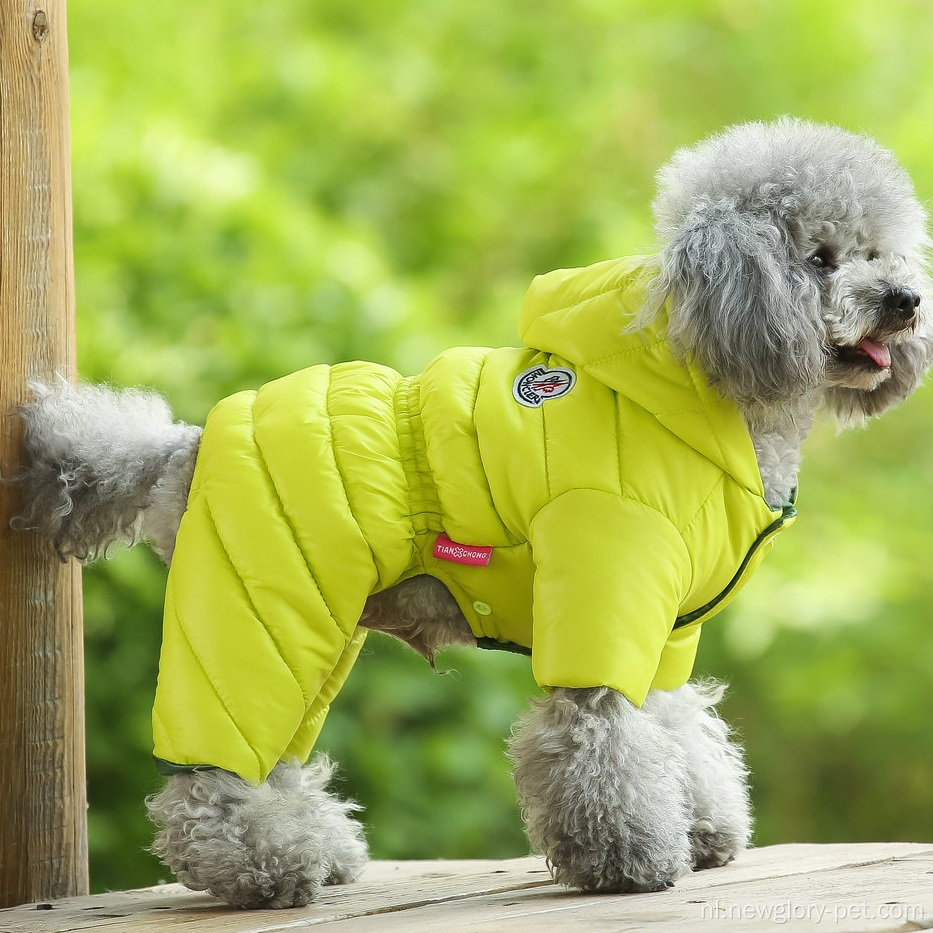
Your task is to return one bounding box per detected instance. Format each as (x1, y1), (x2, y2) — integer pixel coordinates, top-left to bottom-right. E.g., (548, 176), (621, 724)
(394, 376), (443, 539)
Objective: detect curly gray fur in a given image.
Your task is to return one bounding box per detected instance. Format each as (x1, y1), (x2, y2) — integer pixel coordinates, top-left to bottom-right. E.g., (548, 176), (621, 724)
(508, 683), (751, 892)
(508, 687), (693, 892)
(147, 756), (367, 909)
(13, 379), (201, 561)
(643, 682), (751, 870)
(359, 574), (477, 662)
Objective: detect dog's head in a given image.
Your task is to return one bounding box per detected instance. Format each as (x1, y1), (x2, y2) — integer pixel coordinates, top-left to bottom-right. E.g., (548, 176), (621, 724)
(653, 117), (933, 421)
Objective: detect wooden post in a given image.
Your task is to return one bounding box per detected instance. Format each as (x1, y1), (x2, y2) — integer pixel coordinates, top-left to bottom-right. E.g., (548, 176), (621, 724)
(0, 0), (87, 907)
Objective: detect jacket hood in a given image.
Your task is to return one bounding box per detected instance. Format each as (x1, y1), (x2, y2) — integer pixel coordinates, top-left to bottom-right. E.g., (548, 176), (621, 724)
(518, 255), (766, 498)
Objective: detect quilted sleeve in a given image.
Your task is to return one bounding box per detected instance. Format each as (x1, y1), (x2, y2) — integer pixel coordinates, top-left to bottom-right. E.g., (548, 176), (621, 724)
(650, 622), (702, 692)
(529, 489), (693, 707)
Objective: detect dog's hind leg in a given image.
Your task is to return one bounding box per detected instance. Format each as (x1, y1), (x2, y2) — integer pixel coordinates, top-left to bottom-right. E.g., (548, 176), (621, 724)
(147, 756), (368, 909)
(508, 686), (692, 892)
(643, 681), (752, 870)
(13, 380), (200, 562)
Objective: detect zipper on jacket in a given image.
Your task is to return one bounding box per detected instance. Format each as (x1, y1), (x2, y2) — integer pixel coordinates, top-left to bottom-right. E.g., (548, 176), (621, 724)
(672, 494), (798, 630)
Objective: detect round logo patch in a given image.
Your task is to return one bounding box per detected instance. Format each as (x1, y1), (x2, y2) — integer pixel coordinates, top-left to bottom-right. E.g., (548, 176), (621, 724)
(512, 365), (576, 408)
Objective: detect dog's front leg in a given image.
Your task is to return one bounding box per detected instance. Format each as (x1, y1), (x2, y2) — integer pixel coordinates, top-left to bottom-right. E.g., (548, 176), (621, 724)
(643, 682), (752, 869)
(508, 686), (692, 892)
(147, 756), (367, 909)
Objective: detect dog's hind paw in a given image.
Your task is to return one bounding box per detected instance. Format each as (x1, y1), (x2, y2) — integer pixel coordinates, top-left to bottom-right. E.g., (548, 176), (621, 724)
(148, 756), (368, 909)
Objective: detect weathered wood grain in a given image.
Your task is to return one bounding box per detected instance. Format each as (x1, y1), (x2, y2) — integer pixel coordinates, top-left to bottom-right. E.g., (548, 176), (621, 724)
(0, 0), (86, 908)
(0, 845), (929, 932)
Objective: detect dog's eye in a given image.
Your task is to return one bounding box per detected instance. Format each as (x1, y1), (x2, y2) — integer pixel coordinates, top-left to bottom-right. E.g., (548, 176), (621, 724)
(867, 250), (880, 261)
(808, 248), (836, 271)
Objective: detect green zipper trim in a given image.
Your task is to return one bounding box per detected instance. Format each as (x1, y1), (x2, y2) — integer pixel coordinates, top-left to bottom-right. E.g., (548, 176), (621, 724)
(153, 756), (223, 776)
(672, 496), (797, 630)
(475, 636), (532, 656)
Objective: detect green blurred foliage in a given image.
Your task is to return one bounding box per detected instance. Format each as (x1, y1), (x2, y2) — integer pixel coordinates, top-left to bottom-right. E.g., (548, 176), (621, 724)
(66, 0), (933, 891)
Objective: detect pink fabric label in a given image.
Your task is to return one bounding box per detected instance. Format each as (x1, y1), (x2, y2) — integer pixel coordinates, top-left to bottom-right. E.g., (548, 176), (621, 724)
(432, 533), (493, 567)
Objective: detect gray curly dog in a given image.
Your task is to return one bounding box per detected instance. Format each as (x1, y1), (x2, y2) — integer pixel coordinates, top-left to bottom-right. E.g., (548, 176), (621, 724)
(13, 118), (933, 909)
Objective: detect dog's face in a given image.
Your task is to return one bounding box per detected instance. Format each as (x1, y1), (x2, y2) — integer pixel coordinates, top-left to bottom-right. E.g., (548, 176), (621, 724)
(821, 250), (921, 394)
(653, 118), (933, 421)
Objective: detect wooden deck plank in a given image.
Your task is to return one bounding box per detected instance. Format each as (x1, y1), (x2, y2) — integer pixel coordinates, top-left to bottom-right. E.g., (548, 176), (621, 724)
(0, 844), (930, 932)
(339, 847), (933, 933)
(0, 859), (553, 933)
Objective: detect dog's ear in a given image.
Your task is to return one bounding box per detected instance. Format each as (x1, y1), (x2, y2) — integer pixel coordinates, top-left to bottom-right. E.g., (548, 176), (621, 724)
(657, 205), (825, 406)
(824, 323), (933, 423)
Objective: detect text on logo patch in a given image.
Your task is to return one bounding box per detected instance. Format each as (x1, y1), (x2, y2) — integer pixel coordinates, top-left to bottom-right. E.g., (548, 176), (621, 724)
(432, 533), (493, 567)
(512, 365), (576, 408)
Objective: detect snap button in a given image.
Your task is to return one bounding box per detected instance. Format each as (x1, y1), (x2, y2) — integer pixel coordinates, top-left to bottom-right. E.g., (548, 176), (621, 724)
(472, 601), (492, 616)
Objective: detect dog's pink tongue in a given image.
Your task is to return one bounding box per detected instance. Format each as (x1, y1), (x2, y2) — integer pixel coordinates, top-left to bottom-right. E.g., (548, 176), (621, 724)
(858, 338), (891, 368)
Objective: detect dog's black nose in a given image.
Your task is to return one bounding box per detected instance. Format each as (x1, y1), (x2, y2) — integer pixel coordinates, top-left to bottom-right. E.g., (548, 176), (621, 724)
(882, 287), (921, 320)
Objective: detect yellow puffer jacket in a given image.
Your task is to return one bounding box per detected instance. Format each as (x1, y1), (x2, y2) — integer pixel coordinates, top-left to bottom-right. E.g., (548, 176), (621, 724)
(152, 255), (796, 784)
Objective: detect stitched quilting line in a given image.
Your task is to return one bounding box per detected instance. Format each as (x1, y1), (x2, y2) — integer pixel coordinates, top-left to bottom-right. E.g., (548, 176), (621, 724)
(540, 388), (552, 502)
(526, 264), (656, 341)
(163, 622), (262, 776)
(324, 367), (381, 578)
(465, 353), (511, 539)
(583, 333), (668, 369)
(681, 360), (731, 476)
(614, 390), (625, 500)
(679, 473), (727, 540)
(203, 494), (309, 700)
(249, 393), (341, 667)
(168, 524), (266, 775)
(613, 493), (693, 599)
(587, 322), (734, 459)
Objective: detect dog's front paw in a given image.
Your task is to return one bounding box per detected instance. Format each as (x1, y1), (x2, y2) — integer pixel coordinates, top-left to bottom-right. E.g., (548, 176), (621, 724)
(548, 830), (691, 893)
(509, 687), (694, 895)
